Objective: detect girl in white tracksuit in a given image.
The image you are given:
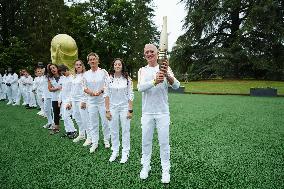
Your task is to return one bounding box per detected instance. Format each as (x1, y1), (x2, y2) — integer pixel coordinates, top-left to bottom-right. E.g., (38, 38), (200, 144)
(42, 66), (54, 129)
(58, 65), (77, 138)
(47, 64), (62, 135)
(137, 44), (180, 184)
(71, 60), (92, 145)
(83, 52), (110, 153)
(105, 58), (134, 163)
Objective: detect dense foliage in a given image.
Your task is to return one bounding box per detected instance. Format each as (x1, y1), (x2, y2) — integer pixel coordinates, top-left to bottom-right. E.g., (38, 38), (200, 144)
(0, 0), (157, 77)
(171, 0), (284, 80)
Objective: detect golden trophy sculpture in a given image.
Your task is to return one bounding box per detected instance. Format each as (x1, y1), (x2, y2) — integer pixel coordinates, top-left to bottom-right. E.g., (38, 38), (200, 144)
(50, 34), (78, 70)
(158, 16), (168, 73)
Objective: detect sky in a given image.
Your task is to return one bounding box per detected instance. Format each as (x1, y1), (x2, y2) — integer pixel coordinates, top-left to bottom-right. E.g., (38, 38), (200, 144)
(153, 0), (187, 50)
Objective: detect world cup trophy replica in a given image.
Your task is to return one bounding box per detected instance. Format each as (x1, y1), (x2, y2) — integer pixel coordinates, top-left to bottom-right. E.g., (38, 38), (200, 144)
(50, 34), (78, 71)
(158, 16), (168, 74)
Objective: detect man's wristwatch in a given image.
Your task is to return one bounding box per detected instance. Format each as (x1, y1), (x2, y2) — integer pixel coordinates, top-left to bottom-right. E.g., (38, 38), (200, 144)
(128, 110), (133, 113)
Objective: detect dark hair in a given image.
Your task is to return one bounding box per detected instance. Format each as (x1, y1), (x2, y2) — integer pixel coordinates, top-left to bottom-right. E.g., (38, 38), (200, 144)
(109, 58), (129, 84)
(58, 64), (69, 73)
(46, 64), (59, 78)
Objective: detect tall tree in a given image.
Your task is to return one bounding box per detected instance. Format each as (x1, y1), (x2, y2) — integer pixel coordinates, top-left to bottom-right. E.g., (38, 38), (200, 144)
(171, 0), (284, 80)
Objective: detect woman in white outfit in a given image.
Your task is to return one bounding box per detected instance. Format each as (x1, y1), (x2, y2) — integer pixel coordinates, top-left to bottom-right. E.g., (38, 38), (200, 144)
(47, 64), (62, 134)
(42, 65), (54, 129)
(105, 58), (134, 163)
(71, 60), (92, 145)
(83, 52), (110, 153)
(137, 44), (180, 184)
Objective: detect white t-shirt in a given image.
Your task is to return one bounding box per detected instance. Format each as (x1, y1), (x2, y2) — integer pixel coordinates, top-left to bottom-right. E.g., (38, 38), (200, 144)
(22, 75), (33, 92)
(42, 76), (52, 99)
(71, 73), (87, 103)
(137, 65), (180, 114)
(6, 73), (18, 86)
(49, 76), (61, 101)
(105, 75), (134, 107)
(58, 75), (73, 103)
(82, 68), (109, 104)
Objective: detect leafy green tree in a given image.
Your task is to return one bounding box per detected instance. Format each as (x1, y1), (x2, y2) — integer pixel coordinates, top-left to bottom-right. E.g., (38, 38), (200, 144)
(171, 0), (284, 80)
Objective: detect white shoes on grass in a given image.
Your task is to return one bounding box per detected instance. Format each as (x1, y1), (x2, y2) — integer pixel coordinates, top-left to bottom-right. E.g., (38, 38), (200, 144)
(140, 166), (151, 180)
(161, 171), (170, 184)
(89, 144), (98, 153)
(139, 165), (170, 183)
(109, 152), (129, 163)
(83, 138), (92, 147)
(73, 135), (85, 143)
(109, 152), (119, 162)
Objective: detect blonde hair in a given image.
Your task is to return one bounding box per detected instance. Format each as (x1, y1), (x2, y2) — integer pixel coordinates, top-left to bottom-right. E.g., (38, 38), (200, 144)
(87, 52), (99, 62)
(74, 59), (86, 74)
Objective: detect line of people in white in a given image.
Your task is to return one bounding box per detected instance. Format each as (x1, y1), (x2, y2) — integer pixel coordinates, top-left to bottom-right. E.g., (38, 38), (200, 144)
(1, 68), (45, 115)
(0, 44), (180, 184)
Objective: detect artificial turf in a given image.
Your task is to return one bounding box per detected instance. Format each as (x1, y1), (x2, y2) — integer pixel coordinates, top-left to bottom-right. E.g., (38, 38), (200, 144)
(0, 93), (283, 188)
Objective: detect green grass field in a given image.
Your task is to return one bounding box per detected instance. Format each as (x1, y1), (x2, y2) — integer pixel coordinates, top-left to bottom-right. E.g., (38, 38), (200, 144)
(182, 80), (284, 95)
(132, 80), (284, 95)
(0, 93), (284, 188)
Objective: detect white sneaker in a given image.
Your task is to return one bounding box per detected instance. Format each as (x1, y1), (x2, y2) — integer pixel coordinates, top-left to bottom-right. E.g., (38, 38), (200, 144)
(12, 103), (19, 106)
(89, 144), (98, 153)
(120, 153), (129, 164)
(140, 166), (151, 180)
(7, 101), (12, 105)
(83, 138), (92, 146)
(73, 135), (85, 143)
(104, 141), (110, 149)
(42, 123), (52, 129)
(161, 171), (170, 184)
(109, 152), (119, 162)
(22, 103), (27, 106)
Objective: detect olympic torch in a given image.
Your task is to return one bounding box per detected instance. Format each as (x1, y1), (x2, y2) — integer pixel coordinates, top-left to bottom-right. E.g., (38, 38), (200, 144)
(158, 16), (168, 73)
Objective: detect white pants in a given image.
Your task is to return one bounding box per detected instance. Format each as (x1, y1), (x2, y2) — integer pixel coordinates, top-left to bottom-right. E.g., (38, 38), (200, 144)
(36, 92), (43, 110)
(2, 84), (7, 100)
(109, 105), (130, 154)
(72, 101), (91, 138)
(62, 102), (76, 133)
(16, 87), (27, 104)
(6, 85), (13, 102)
(27, 91), (37, 107)
(141, 114), (171, 172)
(88, 102), (110, 145)
(0, 84), (6, 99)
(44, 98), (53, 125)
